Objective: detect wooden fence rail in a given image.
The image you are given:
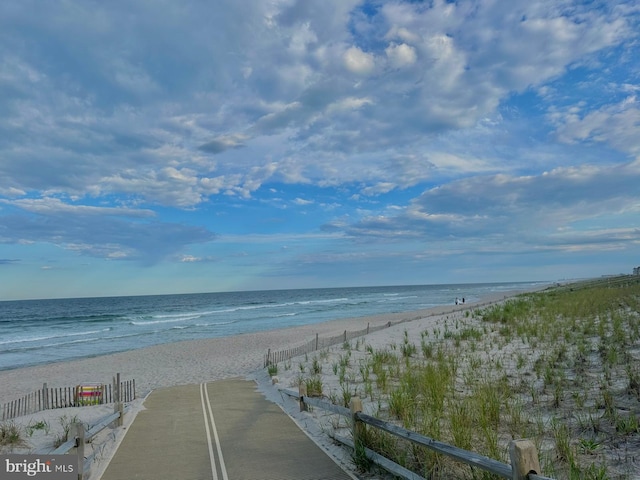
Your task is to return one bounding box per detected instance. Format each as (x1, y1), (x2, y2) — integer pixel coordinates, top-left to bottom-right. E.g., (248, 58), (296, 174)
(1, 377), (135, 421)
(283, 389), (554, 480)
(35, 405), (129, 480)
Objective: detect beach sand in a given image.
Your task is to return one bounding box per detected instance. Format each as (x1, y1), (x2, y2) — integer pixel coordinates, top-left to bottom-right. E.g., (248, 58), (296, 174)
(0, 290), (530, 479)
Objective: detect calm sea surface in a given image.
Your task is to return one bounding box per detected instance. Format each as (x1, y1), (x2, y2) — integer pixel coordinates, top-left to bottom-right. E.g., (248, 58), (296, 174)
(0, 282), (546, 371)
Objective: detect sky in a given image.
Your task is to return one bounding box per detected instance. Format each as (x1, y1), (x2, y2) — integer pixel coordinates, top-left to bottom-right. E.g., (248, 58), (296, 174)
(1, 0), (639, 300)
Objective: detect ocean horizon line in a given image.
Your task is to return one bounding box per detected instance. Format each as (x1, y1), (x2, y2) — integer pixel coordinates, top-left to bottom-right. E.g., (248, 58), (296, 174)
(0, 279), (553, 303)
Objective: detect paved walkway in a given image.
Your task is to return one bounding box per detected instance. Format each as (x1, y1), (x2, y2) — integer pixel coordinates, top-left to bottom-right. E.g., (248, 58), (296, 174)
(100, 378), (354, 480)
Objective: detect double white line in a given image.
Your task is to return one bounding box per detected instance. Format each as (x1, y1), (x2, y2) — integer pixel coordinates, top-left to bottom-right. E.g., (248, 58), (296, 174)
(200, 383), (229, 480)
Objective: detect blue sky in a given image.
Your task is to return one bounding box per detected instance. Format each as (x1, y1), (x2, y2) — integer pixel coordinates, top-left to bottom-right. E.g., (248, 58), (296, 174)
(1, 0), (639, 300)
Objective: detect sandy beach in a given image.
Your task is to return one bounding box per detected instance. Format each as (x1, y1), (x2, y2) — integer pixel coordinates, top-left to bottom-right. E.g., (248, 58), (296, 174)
(0, 290), (529, 479)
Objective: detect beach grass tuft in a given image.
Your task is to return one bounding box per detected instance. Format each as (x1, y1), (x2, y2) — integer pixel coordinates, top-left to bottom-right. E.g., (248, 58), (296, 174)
(0, 421), (26, 451)
(53, 414), (80, 448)
(25, 419), (50, 437)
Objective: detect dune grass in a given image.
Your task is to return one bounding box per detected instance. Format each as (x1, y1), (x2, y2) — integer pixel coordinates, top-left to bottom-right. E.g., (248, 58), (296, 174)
(284, 276), (640, 479)
(0, 421), (26, 452)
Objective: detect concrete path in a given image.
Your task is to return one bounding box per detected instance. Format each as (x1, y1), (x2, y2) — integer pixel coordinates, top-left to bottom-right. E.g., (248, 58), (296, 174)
(100, 378), (354, 480)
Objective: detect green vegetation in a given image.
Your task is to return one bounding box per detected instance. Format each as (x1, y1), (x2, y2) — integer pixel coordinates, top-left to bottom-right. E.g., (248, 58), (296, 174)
(304, 376), (323, 397)
(0, 421), (26, 451)
(26, 419), (50, 437)
(275, 276), (640, 479)
(54, 414), (80, 448)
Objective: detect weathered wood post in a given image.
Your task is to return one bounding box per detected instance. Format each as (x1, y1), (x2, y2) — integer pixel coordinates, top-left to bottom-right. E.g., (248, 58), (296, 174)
(367, 322), (370, 334)
(299, 383), (308, 412)
(350, 396), (364, 449)
(114, 373), (123, 427)
(509, 439), (541, 480)
(43, 383), (49, 410)
(117, 402), (124, 427)
(315, 333), (319, 351)
(75, 422), (85, 480)
(343, 330), (347, 343)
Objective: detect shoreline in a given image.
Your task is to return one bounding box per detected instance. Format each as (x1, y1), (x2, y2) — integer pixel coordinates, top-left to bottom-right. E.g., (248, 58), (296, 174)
(0, 288), (538, 407)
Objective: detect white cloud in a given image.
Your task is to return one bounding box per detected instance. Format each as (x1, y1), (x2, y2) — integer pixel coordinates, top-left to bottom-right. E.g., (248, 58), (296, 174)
(0, 187), (26, 197)
(552, 96), (640, 155)
(427, 152), (493, 173)
(385, 43), (417, 68)
(326, 96), (373, 113)
(5, 197), (155, 217)
(346, 158), (640, 245)
(385, 26), (421, 45)
(343, 46), (375, 75)
(287, 22), (318, 57)
(361, 182), (397, 196)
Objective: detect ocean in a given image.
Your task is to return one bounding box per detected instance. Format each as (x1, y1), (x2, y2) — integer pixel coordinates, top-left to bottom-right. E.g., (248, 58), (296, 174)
(0, 282), (546, 371)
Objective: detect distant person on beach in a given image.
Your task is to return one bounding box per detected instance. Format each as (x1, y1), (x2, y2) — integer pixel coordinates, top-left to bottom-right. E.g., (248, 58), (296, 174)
(455, 297), (459, 305)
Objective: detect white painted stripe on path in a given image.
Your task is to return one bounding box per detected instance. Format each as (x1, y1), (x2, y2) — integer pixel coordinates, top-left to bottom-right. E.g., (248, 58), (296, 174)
(200, 383), (229, 480)
(200, 383), (219, 480)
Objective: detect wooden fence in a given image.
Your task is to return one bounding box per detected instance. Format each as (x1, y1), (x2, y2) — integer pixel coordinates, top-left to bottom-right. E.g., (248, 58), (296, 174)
(264, 322), (392, 367)
(263, 298), (511, 368)
(1, 376), (135, 421)
(284, 388), (554, 480)
(35, 404), (129, 480)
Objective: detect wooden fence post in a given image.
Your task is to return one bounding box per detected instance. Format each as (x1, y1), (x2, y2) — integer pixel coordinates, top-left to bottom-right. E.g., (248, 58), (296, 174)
(114, 373), (123, 426)
(315, 333), (319, 351)
(509, 439), (541, 480)
(350, 396), (364, 448)
(43, 383), (49, 410)
(117, 402), (124, 427)
(299, 383), (308, 412)
(75, 422), (85, 480)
